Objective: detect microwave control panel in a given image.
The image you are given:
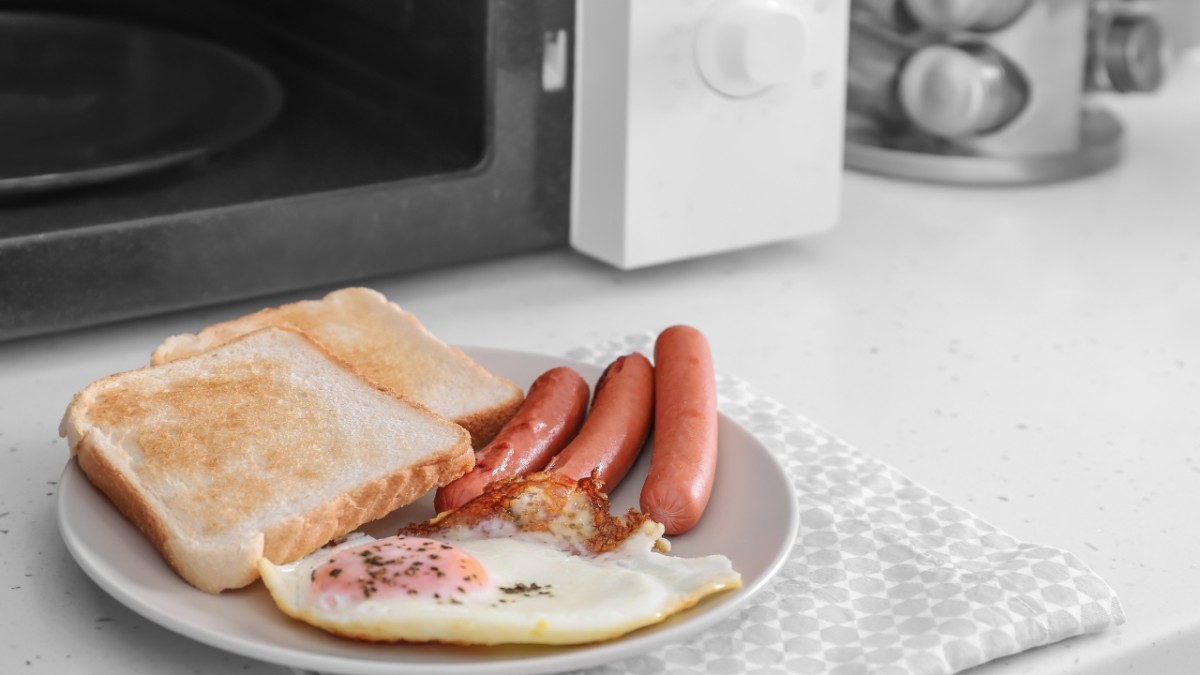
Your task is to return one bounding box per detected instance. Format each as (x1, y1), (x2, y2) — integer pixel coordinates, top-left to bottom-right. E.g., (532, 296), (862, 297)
(571, 0), (848, 269)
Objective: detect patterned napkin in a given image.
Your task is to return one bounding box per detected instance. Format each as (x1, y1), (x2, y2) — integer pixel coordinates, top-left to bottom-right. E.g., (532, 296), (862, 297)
(565, 334), (1124, 675)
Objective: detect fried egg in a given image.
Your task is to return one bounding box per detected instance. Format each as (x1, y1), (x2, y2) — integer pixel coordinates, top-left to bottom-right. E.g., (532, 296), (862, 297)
(257, 473), (741, 645)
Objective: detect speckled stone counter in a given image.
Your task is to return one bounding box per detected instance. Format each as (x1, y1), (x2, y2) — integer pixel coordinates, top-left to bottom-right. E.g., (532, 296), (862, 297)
(3, 50), (1199, 675)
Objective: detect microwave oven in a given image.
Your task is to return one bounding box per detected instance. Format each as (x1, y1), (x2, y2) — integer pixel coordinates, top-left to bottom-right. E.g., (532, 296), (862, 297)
(0, 0), (847, 341)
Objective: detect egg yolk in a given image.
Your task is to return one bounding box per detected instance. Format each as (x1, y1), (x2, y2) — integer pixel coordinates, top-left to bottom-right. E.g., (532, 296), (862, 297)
(311, 536), (489, 609)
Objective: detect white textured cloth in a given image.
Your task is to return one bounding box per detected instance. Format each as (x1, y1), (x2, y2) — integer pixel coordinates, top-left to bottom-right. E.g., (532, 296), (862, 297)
(565, 333), (1124, 675)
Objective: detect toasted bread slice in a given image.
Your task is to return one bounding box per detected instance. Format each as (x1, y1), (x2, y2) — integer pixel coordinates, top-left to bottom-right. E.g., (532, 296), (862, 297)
(61, 327), (473, 594)
(151, 287), (523, 447)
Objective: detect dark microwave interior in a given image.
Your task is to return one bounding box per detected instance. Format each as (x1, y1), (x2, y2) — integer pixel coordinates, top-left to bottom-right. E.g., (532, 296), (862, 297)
(0, 0), (488, 228)
(0, 0), (575, 342)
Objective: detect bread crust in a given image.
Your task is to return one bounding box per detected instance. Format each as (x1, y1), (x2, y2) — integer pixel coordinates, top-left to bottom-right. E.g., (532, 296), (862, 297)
(151, 287), (523, 447)
(258, 445), (473, 567)
(63, 327), (474, 594)
(451, 397), (524, 451)
(74, 431), (177, 573)
(72, 433), (473, 594)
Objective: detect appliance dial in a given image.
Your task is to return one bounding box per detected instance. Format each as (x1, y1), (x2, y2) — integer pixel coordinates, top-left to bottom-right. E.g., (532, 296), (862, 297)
(695, 0), (806, 97)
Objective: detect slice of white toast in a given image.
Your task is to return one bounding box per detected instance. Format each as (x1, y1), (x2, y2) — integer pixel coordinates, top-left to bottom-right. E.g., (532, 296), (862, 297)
(61, 327), (473, 594)
(151, 287), (523, 447)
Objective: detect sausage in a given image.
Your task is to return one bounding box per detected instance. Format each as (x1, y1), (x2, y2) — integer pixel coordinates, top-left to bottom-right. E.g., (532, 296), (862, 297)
(434, 367), (589, 513)
(640, 325), (718, 535)
(544, 353), (654, 492)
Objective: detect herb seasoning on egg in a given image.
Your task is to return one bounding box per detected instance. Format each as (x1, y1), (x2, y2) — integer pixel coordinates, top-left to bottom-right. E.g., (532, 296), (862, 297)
(498, 582), (554, 598)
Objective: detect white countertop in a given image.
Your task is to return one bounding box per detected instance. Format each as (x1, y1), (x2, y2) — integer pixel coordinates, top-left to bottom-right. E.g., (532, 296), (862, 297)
(4, 53), (1199, 675)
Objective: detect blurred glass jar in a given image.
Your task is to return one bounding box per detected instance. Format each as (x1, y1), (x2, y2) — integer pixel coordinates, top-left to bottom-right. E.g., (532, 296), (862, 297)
(1087, 0), (1170, 92)
(898, 41), (1029, 137)
(846, 15), (919, 132)
(903, 0), (1033, 33)
(848, 13), (1029, 138)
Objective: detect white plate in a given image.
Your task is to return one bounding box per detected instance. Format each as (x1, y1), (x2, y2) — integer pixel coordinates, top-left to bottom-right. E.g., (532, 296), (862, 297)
(57, 347), (799, 675)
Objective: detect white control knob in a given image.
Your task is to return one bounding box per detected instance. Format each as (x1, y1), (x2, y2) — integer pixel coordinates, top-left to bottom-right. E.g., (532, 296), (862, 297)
(695, 0), (806, 98)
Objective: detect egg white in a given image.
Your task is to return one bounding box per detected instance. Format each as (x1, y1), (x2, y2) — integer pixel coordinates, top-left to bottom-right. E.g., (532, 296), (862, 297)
(257, 524), (741, 645)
